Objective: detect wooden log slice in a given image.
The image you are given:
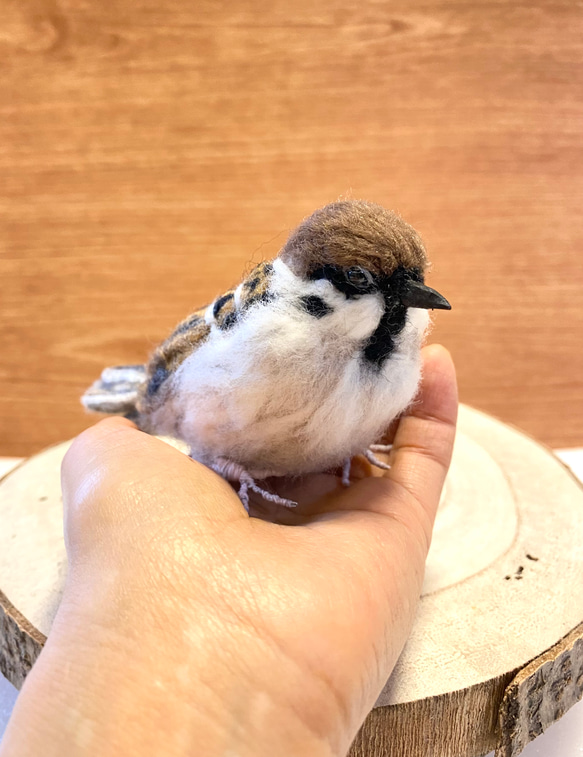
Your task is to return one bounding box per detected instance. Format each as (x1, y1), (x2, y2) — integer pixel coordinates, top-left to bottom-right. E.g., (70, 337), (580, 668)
(1, 405), (582, 756)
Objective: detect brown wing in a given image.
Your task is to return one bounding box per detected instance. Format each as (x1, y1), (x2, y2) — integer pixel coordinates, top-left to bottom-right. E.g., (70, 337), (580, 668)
(137, 260), (274, 415)
(211, 261), (273, 330)
(238, 261), (273, 307)
(136, 306), (211, 414)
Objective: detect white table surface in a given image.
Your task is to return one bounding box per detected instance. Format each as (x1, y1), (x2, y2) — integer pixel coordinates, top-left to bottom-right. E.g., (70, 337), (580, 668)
(1, 451), (582, 754)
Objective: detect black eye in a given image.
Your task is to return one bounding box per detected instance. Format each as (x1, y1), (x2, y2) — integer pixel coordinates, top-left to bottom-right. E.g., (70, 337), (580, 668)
(345, 267), (374, 290)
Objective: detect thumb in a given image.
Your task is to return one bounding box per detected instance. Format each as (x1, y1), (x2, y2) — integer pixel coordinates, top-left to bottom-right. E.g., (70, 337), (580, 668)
(382, 343), (458, 551)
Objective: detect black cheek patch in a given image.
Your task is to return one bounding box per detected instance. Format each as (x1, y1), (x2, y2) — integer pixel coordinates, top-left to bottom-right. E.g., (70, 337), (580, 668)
(298, 295), (333, 318)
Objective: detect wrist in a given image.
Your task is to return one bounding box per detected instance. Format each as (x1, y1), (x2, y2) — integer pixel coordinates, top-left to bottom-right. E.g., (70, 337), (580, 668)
(8, 567), (348, 757)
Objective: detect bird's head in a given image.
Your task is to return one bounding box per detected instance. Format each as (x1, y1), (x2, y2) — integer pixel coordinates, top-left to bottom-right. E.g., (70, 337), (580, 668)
(280, 199), (450, 312)
(278, 200), (450, 367)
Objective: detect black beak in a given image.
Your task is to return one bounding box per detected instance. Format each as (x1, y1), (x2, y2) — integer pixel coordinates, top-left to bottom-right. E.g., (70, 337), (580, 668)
(400, 280), (451, 310)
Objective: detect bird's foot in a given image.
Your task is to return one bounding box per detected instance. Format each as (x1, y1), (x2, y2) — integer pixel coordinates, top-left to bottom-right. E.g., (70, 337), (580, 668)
(209, 458), (297, 511)
(341, 458), (352, 487)
(341, 444), (393, 486)
(364, 443), (393, 472)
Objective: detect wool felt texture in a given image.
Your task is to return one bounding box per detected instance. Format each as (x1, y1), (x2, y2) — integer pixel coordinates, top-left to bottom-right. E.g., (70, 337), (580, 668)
(82, 200), (450, 507)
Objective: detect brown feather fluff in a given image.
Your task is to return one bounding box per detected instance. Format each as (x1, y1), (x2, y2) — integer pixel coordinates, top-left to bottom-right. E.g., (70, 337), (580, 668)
(280, 200), (428, 279)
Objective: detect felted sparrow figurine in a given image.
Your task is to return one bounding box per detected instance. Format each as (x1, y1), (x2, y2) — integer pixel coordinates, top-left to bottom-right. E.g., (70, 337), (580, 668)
(82, 200), (450, 508)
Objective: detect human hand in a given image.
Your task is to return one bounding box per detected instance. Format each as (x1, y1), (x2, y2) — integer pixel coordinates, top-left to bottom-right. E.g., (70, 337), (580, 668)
(1, 344), (457, 757)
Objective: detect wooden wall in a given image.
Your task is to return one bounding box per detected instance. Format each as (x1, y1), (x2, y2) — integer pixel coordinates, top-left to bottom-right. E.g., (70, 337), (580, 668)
(1, 0), (582, 457)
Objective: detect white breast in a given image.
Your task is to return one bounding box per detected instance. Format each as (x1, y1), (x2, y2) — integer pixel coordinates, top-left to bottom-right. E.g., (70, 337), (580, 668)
(152, 260), (429, 476)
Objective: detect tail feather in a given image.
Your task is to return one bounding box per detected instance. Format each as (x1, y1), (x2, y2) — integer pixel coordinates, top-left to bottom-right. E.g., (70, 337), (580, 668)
(82, 365), (147, 415)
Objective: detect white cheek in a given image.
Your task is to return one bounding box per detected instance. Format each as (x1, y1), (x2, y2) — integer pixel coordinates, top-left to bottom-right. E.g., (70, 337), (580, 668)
(326, 293), (384, 341)
(270, 258), (384, 342)
(395, 308), (431, 356)
(408, 307), (431, 334)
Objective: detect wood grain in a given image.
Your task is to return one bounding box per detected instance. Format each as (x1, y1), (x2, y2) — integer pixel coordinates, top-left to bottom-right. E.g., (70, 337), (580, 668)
(1, 0), (582, 455)
(350, 676), (513, 757)
(496, 622), (583, 757)
(0, 588), (43, 692)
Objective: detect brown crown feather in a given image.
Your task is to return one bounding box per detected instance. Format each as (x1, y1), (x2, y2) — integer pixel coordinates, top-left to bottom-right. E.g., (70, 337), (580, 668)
(279, 200), (428, 279)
